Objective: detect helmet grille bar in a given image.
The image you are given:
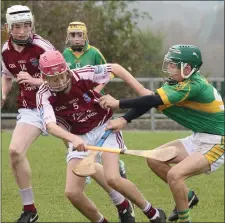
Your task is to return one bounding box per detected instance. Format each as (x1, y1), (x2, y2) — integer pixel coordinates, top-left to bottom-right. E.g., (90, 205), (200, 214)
(9, 10), (30, 15)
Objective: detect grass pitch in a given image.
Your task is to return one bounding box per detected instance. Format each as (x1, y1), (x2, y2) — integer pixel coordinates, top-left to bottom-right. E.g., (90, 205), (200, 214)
(1, 131), (224, 222)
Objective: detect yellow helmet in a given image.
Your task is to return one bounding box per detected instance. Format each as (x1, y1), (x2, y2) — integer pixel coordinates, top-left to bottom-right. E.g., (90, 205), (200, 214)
(66, 21), (89, 51)
(67, 21), (88, 41)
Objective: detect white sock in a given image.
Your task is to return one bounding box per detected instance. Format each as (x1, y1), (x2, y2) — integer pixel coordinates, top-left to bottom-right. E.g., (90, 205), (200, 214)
(97, 214), (104, 223)
(19, 187), (34, 205)
(143, 201), (151, 212)
(108, 190), (125, 205)
(142, 201), (159, 220)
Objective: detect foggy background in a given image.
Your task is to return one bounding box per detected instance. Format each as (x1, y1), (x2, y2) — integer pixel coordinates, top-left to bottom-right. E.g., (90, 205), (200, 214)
(131, 1), (224, 77)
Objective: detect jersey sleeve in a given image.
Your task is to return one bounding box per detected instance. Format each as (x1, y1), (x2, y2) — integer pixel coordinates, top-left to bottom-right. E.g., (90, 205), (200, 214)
(73, 64), (112, 85)
(33, 35), (56, 52)
(36, 84), (56, 129)
(1, 59), (14, 78)
(156, 80), (202, 105)
(95, 49), (114, 80)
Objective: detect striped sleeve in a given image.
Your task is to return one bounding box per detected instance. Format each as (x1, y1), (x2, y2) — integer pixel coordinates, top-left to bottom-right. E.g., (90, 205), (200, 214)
(33, 35), (56, 52)
(1, 42), (14, 78)
(36, 84), (56, 129)
(1, 59), (14, 78)
(93, 47), (114, 79)
(72, 64), (112, 84)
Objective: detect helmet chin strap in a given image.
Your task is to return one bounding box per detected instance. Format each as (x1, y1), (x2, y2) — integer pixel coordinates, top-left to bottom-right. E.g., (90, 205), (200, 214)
(49, 79), (70, 92)
(165, 77), (178, 85)
(11, 35), (33, 46)
(181, 62), (196, 79)
(48, 72), (71, 92)
(71, 40), (87, 52)
(71, 45), (84, 52)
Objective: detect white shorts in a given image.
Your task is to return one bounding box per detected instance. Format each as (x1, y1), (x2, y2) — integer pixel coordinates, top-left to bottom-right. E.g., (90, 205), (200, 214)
(179, 132), (224, 173)
(66, 121), (127, 163)
(17, 108), (48, 136)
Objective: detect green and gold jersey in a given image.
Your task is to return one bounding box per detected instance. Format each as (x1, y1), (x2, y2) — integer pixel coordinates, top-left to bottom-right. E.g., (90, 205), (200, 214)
(63, 43), (114, 95)
(63, 43), (106, 69)
(156, 72), (224, 135)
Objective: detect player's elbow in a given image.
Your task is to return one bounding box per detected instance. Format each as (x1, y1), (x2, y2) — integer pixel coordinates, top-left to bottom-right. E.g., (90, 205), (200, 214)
(46, 122), (56, 134)
(111, 63), (121, 75)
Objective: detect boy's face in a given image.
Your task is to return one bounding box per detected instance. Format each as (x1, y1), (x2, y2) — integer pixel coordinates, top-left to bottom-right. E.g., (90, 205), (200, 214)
(44, 71), (71, 92)
(10, 22), (32, 41)
(68, 30), (85, 48)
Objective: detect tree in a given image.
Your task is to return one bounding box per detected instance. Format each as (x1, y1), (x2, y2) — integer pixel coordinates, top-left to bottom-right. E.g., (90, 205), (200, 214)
(1, 1), (163, 112)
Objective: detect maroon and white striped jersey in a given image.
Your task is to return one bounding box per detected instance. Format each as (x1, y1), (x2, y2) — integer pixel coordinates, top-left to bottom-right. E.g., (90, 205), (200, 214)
(1, 34), (55, 109)
(37, 65), (113, 135)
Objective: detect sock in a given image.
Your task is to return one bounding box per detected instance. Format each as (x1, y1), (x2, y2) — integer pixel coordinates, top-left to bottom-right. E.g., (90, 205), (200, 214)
(97, 215), (109, 223)
(178, 209), (191, 223)
(24, 204), (36, 212)
(85, 176), (91, 184)
(143, 202), (158, 220)
(20, 188), (36, 212)
(109, 190), (125, 206)
(119, 160), (126, 174)
(188, 190), (193, 200)
(116, 199), (129, 212)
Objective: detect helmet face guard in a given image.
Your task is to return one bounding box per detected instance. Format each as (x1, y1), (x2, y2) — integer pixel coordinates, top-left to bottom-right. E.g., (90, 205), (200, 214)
(10, 22), (33, 45)
(66, 22), (88, 51)
(42, 71), (71, 92)
(162, 56), (181, 76)
(162, 45), (203, 79)
(6, 5), (35, 45)
(39, 50), (71, 92)
(68, 30), (86, 51)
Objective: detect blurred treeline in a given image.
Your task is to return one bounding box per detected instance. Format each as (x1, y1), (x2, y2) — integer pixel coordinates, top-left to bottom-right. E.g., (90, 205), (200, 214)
(1, 1), (164, 113)
(1, 1), (223, 113)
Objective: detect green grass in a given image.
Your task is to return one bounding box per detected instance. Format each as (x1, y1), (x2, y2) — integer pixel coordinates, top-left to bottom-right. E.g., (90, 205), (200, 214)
(1, 131), (224, 222)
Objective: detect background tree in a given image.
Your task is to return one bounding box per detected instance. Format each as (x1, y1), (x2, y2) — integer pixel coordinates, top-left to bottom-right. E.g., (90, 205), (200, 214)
(1, 1), (163, 113)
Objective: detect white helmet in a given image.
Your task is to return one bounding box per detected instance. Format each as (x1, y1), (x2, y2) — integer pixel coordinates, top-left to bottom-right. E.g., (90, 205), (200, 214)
(6, 5), (35, 45)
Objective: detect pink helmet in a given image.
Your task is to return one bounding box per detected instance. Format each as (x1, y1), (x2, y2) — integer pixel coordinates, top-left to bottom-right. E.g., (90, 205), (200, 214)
(39, 50), (68, 76)
(39, 50), (71, 92)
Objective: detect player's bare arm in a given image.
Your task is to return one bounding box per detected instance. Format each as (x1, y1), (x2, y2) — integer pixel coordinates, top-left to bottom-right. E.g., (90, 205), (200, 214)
(46, 122), (87, 151)
(1, 76), (13, 107)
(16, 71), (43, 86)
(110, 63), (154, 96)
(94, 83), (106, 93)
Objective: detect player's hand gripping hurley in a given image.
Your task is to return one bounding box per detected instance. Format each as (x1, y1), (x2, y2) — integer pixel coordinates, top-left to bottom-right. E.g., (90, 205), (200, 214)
(72, 130), (112, 177)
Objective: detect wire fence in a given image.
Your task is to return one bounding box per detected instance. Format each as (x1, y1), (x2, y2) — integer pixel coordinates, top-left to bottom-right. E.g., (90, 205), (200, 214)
(1, 77), (224, 130)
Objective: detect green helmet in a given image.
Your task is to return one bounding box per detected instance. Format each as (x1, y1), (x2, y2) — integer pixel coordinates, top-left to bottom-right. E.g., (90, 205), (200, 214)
(162, 44), (203, 79)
